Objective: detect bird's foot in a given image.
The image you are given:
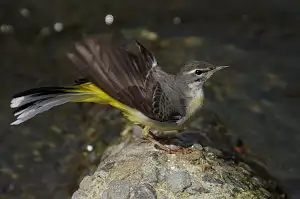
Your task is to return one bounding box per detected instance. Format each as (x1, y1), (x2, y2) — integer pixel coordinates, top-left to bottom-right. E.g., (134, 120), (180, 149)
(142, 132), (184, 154)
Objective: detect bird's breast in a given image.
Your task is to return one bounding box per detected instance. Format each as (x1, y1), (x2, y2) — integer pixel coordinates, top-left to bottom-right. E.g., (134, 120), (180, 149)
(186, 89), (204, 117)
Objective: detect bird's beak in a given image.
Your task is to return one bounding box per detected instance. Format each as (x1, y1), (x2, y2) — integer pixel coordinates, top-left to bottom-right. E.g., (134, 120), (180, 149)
(214, 65), (230, 72)
(203, 65), (229, 81)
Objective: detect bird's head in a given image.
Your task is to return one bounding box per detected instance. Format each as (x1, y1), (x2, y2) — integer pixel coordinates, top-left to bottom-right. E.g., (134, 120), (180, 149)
(178, 60), (229, 87)
(176, 61), (229, 97)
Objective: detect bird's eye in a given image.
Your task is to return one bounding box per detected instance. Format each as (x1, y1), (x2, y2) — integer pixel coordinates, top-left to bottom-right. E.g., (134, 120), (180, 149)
(195, 69), (202, 75)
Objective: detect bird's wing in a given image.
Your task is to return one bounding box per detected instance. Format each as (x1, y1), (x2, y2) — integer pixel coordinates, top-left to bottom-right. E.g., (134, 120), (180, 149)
(67, 37), (159, 119)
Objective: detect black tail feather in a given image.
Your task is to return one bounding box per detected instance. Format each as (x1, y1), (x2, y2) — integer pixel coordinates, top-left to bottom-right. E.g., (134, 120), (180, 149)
(13, 87), (74, 98)
(10, 86), (86, 125)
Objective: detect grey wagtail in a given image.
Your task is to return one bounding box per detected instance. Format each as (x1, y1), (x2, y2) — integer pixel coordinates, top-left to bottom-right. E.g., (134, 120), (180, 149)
(10, 37), (228, 144)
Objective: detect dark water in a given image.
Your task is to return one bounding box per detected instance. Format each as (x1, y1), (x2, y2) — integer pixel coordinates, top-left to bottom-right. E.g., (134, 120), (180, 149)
(1, 0), (300, 198)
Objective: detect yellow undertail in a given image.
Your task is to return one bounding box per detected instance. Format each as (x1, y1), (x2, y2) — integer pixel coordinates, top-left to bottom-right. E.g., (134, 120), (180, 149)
(70, 82), (142, 122)
(69, 82), (183, 133)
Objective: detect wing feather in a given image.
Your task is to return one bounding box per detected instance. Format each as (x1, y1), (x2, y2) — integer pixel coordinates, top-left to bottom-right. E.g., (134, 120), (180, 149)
(67, 37), (158, 119)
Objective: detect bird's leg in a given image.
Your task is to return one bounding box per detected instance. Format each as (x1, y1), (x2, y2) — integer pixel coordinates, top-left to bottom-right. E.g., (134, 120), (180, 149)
(142, 125), (151, 137)
(142, 126), (179, 154)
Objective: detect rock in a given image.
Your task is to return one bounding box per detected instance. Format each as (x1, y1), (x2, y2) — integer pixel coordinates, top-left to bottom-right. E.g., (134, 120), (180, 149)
(191, 143), (203, 151)
(72, 132), (286, 199)
(131, 183), (157, 199)
(106, 180), (131, 199)
(166, 171), (191, 193)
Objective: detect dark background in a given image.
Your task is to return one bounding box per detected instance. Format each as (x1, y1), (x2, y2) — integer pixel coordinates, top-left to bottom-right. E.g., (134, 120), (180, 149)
(1, 0), (300, 198)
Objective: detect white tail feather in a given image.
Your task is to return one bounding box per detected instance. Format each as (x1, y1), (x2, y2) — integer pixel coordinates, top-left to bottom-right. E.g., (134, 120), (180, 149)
(10, 92), (90, 125)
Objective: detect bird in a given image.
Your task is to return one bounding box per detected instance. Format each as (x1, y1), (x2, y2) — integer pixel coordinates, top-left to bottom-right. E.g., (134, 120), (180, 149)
(10, 37), (229, 147)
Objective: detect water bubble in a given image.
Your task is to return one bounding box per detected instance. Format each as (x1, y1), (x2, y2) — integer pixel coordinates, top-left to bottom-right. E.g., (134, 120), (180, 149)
(173, 17), (181, 25)
(53, 22), (64, 32)
(105, 14), (114, 25)
(20, 8), (30, 17)
(0, 24), (14, 34)
(86, 145), (93, 152)
(40, 27), (51, 36)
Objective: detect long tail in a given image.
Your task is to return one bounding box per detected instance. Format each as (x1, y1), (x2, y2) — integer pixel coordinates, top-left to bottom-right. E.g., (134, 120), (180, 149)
(10, 83), (99, 125)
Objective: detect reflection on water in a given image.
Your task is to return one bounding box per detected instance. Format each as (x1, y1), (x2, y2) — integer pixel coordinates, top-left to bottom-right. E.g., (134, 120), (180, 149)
(1, 0), (300, 198)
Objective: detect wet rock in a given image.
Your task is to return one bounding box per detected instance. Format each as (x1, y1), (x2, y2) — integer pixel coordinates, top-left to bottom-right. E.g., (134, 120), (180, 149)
(203, 146), (223, 157)
(72, 134), (286, 199)
(142, 166), (158, 183)
(158, 167), (167, 181)
(166, 170), (192, 193)
(202, 174), (224, 185)
(191, 143), (203, 151)
(186, 186), (209, 195)
(107, 180), (131, 199)
(131, 183), (157, 199)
